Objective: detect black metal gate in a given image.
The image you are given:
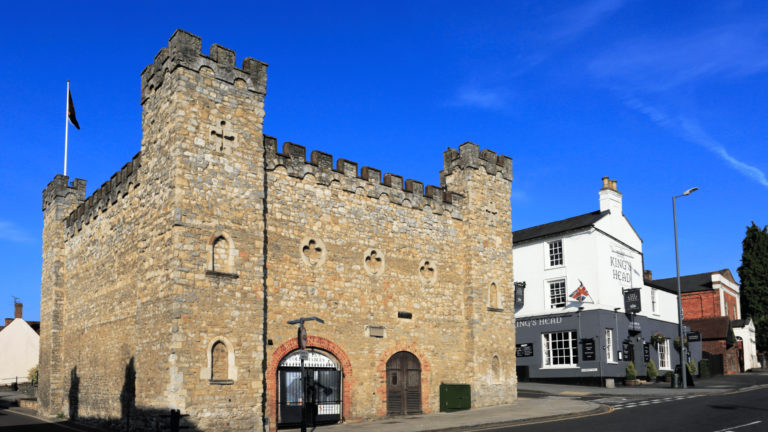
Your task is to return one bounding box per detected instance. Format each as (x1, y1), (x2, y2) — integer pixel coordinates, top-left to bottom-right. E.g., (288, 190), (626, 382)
(703, 352), (724, 376)
(278, 367), (341, 429)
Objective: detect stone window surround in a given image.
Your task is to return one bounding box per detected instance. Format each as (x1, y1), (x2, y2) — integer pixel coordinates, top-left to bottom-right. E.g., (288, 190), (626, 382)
(491, 354), (503, 384)
(200, 335), (238, 383)
(363, 248), (386, 276)
(299, 236), (328, 268)
(418, 258), (438, 285)
(487, 281), (503, 312)
(206, 231), (238, 277)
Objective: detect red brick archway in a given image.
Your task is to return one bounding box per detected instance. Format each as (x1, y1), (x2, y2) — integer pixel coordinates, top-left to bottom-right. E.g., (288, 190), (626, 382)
(375, 343), (432, 417)
(266, 336), (355, 431)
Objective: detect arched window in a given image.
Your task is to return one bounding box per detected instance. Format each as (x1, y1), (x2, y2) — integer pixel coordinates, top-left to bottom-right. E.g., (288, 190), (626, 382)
(212, 236), (229, 272)
(201, 336), (237, 383)
(206, 231), (237, 275)
(211, 341), (228, 380)
(491, 355), (501, 383)
(488, 282), (502, 310)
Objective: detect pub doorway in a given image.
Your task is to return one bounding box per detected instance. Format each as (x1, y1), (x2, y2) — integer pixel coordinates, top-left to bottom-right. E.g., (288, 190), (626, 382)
(386, 351), (422, 416)
(277, 350), (342, 429)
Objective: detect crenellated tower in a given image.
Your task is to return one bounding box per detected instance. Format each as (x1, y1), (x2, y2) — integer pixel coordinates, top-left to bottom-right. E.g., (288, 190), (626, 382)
(442, 142), (516, 406)
(39, 175), (85, 416)
(138, 29), (270, 428)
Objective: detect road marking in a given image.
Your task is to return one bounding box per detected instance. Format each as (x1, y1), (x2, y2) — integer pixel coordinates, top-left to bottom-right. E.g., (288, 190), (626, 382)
(462, 405), (614, 431)
(710, 421), (762, 432)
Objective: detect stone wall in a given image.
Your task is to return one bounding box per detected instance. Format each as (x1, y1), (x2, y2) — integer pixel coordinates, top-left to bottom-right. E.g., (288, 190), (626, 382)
(261, 140), (516, 427)
(40, 29), (516, 432)
(40, 30), (269, 431)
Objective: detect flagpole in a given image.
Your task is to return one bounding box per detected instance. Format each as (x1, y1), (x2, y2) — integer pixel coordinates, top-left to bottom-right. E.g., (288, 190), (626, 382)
(64, 80), (69, 176)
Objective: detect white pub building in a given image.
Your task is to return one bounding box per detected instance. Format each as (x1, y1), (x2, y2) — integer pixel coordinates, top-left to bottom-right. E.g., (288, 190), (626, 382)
(512, 178), (691, 385)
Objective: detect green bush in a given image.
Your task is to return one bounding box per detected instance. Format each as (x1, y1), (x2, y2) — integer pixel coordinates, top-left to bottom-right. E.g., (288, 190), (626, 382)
(646, 359), (658, 379)
(27, 364), (39, 385)
(626, 361), (637, 380)
(687, 360), (697, 376)
(665, 370), (674, 378)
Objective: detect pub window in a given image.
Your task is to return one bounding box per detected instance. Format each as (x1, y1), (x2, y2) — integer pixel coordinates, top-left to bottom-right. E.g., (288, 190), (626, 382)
(658, 339), (671, 370)
(549, 280), (566, 309)
(651, 289), (658, 314)
(542, 331), (578, 367)
(548, 240), (563, 267)
(605, 329), (614, 362)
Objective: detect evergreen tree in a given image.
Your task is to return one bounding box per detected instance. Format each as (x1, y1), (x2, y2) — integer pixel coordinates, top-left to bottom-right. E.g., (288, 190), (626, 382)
(738, 222), (768, 351)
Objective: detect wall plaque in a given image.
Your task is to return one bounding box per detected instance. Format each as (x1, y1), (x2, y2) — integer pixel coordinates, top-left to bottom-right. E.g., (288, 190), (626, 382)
(687, 331), (701, 342)
(643, 343), (651, 362)
(624, 289), (642, 313)
(582, 339), (596, 361)
(516, 343), (534, 358)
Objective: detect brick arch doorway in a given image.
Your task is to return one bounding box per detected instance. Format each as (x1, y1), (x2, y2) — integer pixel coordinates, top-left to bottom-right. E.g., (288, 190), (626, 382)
(277, 349), (342, 429)
(386, 351), (422, 416)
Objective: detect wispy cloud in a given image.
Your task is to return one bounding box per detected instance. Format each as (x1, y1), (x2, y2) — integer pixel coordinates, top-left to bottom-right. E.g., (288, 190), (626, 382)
(0, 221), (31, 243)
(627, 100), (768, 188)
(450, 85), (512, 110)
(590, 23), (768, 91)
(550, 0), (628, 40)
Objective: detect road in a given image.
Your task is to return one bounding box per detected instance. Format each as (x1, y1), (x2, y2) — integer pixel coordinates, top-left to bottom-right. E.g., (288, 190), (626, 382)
(477, 386), (768, 432)
(2, 381), (767, 431)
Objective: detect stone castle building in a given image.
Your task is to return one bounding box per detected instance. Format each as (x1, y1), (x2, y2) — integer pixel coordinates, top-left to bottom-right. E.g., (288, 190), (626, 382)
(40, 30), (516, 431)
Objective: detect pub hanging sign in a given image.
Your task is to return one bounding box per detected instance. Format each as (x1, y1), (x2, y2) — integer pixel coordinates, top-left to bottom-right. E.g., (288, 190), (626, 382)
(623, 288), (642, 313)
(514, 282), (526, 307)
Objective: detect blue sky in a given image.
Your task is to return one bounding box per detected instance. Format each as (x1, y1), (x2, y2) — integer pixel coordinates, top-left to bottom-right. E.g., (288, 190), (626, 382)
(2, 0), (767, 321)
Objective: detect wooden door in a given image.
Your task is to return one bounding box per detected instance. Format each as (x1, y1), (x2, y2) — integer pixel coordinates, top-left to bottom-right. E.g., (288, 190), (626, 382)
(386, 351), (421, 416)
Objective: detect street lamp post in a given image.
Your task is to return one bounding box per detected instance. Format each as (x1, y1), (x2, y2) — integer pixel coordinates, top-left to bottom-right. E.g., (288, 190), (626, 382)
(673, 187), (698, 389)
(287, 317), (325, 432)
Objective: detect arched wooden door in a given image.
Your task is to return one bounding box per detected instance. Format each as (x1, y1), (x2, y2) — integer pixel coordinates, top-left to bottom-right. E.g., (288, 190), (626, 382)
(386, 351), (422, 416)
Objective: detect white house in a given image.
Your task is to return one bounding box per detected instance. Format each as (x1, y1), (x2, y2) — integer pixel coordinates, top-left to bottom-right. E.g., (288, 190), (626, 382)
(0, 303), (40, 385)
(512, 178), (689, 385)
(734, 318), (760, 371)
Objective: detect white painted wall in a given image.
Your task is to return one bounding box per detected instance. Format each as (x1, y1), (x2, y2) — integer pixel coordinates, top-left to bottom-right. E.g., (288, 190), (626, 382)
(513, 194), (678, 324)
(735, 320), (759, 371)
(0, 319), (39, 384)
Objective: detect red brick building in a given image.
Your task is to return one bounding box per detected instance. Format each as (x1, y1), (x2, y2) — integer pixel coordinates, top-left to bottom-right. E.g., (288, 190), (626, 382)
(652, 270), (742, 374)
(684, 317), (740, 375)
(653, 269), (741, 320)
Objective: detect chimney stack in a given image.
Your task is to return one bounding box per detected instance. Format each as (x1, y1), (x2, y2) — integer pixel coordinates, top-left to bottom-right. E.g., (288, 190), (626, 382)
(4, 318), (12, 326)
(599, 177), (623, 214)
(14, 302), (22, 319)
(644, 270), (653, 281)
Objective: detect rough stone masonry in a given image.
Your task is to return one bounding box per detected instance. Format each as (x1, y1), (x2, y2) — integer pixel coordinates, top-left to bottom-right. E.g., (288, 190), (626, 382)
(39, 29), (516, 431)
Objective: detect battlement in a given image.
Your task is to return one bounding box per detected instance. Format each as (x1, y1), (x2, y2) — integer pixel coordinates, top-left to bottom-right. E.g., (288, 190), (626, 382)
(442, 142), (513, 181)
(140, 29), (268, 105)
(42, 175), (87, 212)
(62, 152), (142, 236)
(264, 136), (465, 219)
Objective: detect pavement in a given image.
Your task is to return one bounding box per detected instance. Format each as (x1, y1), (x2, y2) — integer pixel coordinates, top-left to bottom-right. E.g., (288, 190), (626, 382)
(518, 369), (768, 398)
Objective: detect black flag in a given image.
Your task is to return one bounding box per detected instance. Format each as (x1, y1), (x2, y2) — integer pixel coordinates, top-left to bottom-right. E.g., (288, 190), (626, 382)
(68, 90), (80, 130)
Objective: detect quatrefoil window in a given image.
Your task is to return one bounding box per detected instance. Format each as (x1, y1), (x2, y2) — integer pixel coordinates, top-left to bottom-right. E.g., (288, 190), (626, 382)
(418, 259), (437, 285)
(363, 248), (386, 276)
(299, 237), (327, 268)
